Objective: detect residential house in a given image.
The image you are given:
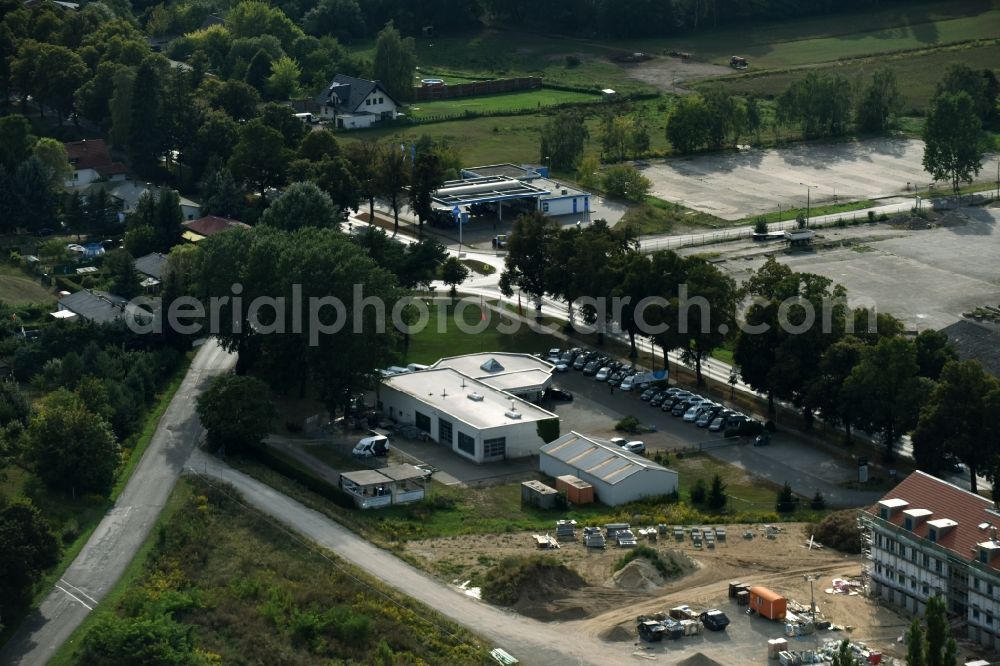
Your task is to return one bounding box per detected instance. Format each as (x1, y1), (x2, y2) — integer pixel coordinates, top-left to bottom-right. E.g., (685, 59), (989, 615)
(63, 139), (127, 189)
(181, 215), (249, 242)
(134, 252), (167, 292)
(860, 470), (1000, 652)
(51, 289), (151, 326)
(105, 181), (201, 220)
(314, 74), (400, 129)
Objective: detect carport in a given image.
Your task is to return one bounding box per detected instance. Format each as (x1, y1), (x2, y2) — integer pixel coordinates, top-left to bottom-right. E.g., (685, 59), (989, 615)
(430, 176), (550, 229)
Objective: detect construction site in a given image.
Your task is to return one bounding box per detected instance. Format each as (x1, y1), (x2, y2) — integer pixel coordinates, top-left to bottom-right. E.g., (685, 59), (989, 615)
(406, 521), (927, 664)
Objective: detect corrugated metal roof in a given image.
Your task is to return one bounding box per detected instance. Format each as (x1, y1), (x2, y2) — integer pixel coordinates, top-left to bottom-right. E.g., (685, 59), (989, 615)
(541, 432), (673, 486)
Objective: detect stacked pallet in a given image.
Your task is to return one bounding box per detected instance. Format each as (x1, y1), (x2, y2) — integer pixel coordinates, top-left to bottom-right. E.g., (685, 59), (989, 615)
(583, 526), (606, 549)
(555, 519), (577, 541)
(616, 529), (638, 547)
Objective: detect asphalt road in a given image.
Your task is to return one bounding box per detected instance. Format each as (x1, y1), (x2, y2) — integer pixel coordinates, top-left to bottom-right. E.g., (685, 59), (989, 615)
(0, 340), (235, 666)
(187, 449), (633, 666)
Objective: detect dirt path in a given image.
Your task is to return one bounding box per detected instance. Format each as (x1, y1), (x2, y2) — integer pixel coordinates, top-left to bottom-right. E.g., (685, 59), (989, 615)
(624, 57), (732, 93)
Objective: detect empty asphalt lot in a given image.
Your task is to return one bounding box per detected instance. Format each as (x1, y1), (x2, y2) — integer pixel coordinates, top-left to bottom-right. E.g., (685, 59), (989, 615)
(720, 205), (1000, 331)
(638, 138), (997, 220)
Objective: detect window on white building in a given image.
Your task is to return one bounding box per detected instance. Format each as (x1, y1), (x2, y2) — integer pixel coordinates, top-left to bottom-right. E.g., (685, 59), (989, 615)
(457, 431), (475, 455)
(483, 437), (505, 458)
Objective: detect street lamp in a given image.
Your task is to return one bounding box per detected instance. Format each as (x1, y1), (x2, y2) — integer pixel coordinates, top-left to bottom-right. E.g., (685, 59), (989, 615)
(799, 183), (818, 227)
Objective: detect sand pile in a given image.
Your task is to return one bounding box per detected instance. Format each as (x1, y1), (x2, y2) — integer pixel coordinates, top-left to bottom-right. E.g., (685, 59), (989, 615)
(611, 558), (665, 591)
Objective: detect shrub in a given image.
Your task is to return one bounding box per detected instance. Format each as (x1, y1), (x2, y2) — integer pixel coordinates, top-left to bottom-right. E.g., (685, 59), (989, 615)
(615, 415), (642, 434)
(811, 509), (861, 553)
(776, 482), (796, 513)
(753, 217), (768, 234)
(878, 213), (889, 222)
(836, 217), (847, 227)
(689, 478), (707, 504)
(810, 491), (826, 510)
(867, 210), (876, 223)
(614, 545), (683, 579)
(707, 474), (727, 511)
(795, 212), (807, 229)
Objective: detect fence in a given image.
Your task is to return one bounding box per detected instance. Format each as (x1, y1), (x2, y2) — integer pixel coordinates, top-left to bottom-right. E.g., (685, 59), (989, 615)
(640, 189), (1000, 253)
(412, 76), (542, 101)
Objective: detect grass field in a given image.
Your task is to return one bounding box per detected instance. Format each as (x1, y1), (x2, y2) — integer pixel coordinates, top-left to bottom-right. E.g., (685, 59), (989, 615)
(403, 303), (559, 366)
(620, 0), (1000, 67)
(702, 40), (1000, 112)
(408, 87), (603, 119)
(53, 477), (487, 665)
(0, 263), (55, 305)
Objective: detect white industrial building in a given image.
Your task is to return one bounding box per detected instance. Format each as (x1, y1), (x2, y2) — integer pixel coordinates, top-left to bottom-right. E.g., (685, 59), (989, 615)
(461, 164), (592, 218)
(540, 432), (678, 506)
(378, 367), (558, 463)
(860, 471), (1000, 653)
(430, 352), (553, 400)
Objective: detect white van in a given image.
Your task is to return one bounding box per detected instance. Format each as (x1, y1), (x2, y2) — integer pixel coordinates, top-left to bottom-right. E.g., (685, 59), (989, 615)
(353, 434), (388, 457)
(294, 112), (316, 124)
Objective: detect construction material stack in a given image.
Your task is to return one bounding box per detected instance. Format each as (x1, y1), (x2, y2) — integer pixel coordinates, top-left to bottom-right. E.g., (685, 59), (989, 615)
(555, 519), (576, 541)
(583, 526), (606, 549)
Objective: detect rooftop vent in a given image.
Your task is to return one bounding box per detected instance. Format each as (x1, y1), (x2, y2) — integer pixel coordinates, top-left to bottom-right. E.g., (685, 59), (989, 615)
(467, 392), (484, 402)
(504, 409), (522, 420)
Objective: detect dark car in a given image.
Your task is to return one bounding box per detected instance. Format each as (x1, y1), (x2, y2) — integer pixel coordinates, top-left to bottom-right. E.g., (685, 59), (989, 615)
(663, 393), (692, 412)
(640, 388), (657, 401)
(650, 392), (668, 407)
(583, 361), (600, 376)
(700, 610), (730, 631)
(573, 354), (589, 371)
(545, 388), (573, 402)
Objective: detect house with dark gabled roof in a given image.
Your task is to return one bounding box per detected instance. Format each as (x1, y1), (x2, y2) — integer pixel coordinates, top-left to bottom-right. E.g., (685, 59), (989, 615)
(314, 74), (400, 129)
(860, 470), (1000, 653)
(63, 139), (128, 188)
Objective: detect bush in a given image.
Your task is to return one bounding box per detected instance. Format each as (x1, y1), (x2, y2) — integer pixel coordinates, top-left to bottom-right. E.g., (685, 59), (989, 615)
(689, 478), (707, 504)
(811, 509), (861, 553)
(614, 545), (683, 579)
(836, 217), (847, 227)
(707, 474), (727, 511)
(867, 210), (876, 223)
(614, 415), (642, 434)
(753, 217), (768, 234)
(776, 482), (796, 513)
(795, 212), (807, 229)
(810, 491), (826, 510)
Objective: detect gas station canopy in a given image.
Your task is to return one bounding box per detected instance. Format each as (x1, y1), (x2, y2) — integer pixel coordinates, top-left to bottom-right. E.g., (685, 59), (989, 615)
(431, 175), (550, 207)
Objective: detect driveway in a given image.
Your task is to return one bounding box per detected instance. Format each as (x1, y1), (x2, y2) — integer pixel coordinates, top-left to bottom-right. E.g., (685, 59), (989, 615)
(0, 341), (235, 666)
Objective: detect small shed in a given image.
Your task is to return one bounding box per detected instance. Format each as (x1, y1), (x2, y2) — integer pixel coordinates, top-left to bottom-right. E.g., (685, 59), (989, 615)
(521, 480), (558, 509)
(380, 464), (428, 505)
(749, 585), (787, 621)
(340, 469), (393, 509)
(555, 474), (594, 504)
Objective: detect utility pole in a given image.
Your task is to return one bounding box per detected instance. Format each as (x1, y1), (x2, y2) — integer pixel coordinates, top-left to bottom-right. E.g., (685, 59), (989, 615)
(804, 574), (817, 622)
(799, 183), (818, 227)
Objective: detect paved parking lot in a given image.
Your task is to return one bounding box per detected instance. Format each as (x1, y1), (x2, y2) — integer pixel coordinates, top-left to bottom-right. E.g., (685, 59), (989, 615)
(638, 138), (997, 220)
(549, 368), (882, 508)
(721, 206), (1000, 331)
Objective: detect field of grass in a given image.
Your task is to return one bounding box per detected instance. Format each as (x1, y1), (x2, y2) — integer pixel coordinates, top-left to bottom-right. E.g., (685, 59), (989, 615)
(0, 263), (55, 305)
(625, 0), (999, 67)
(702, 40), (1000, 112)
(403, 302), (559, 366)
(409, 87), (603, 120)
(53, 476), (487, 665)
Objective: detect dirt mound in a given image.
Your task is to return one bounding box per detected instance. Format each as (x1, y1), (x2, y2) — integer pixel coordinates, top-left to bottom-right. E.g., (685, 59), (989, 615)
(599, 623), (633, 642)
(612, 558), (665, 591)
(676, 653), (724, 666)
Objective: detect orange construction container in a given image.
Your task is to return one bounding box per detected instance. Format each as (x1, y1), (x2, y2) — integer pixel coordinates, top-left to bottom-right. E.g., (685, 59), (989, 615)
(749, 586), (787, 621)
(555, 475), (594, 505)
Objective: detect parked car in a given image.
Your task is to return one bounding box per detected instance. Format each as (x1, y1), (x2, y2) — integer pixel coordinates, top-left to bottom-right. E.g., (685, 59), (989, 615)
(547, 348), (562, 363)
(609, 437), (627, 447)
(623, 441), (646, 454)
(683, 406), (704, 422)
(620, 376), (636, 392)
(640, 388), (657, 401)
(583, 361), (600, 376)
(554, 361), (569, 372)
(595, 367), (611, 382)
(700, 609), (730, 631)
(545, 388), (573, 402)
(696, 410), (717, 428)
(650, 392), (668, 407)
(573, 355), (589, 371)
(353, 434), (389, 457)
(708, 416), (726, 432)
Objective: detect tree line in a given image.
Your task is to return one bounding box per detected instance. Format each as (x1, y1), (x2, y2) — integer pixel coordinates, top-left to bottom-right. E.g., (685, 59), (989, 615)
(500, 216), (999, 489)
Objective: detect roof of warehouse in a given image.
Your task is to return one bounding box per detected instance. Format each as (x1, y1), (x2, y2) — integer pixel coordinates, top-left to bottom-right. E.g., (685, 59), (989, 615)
(541, 432), (676, 486)
(431, 175), (549, 207)
(383, 367), (556, 430)
(340, 469), (391, 486)
(431, 353), (553, 393)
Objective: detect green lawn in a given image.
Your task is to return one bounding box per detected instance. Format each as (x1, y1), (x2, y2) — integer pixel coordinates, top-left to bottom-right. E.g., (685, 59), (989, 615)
(52, 477), (487, 665)
(0, 263), (55, 305)
(626, 0), (1000, 67)
(403, 302), (559, 366)
(701, 40), (1000, 112)
(408, 88), (603, 120)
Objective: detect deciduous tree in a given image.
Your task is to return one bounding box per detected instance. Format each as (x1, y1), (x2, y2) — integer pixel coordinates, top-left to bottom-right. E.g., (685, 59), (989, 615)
(196, 374), (275, 454)
(923, 91), (983, 195)
(539, 110), (588, 171)
(441, 256), (469, 298)
(371, 22), (414, 102)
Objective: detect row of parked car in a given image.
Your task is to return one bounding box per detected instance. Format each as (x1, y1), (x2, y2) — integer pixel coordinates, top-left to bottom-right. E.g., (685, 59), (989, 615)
(544, 347), (645, 391)
(640, 387), (749, 433)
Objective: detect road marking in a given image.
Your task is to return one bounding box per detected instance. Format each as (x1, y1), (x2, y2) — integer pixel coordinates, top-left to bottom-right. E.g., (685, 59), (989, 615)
(59, 579), (98, 605)
(55, 585), (93, 611)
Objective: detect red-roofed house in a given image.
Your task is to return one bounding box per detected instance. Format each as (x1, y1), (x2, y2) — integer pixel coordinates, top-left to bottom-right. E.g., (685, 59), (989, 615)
(862, 470), (1000, 652)
(181, 215), (249, 242)
(63, 139), (127, 188)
